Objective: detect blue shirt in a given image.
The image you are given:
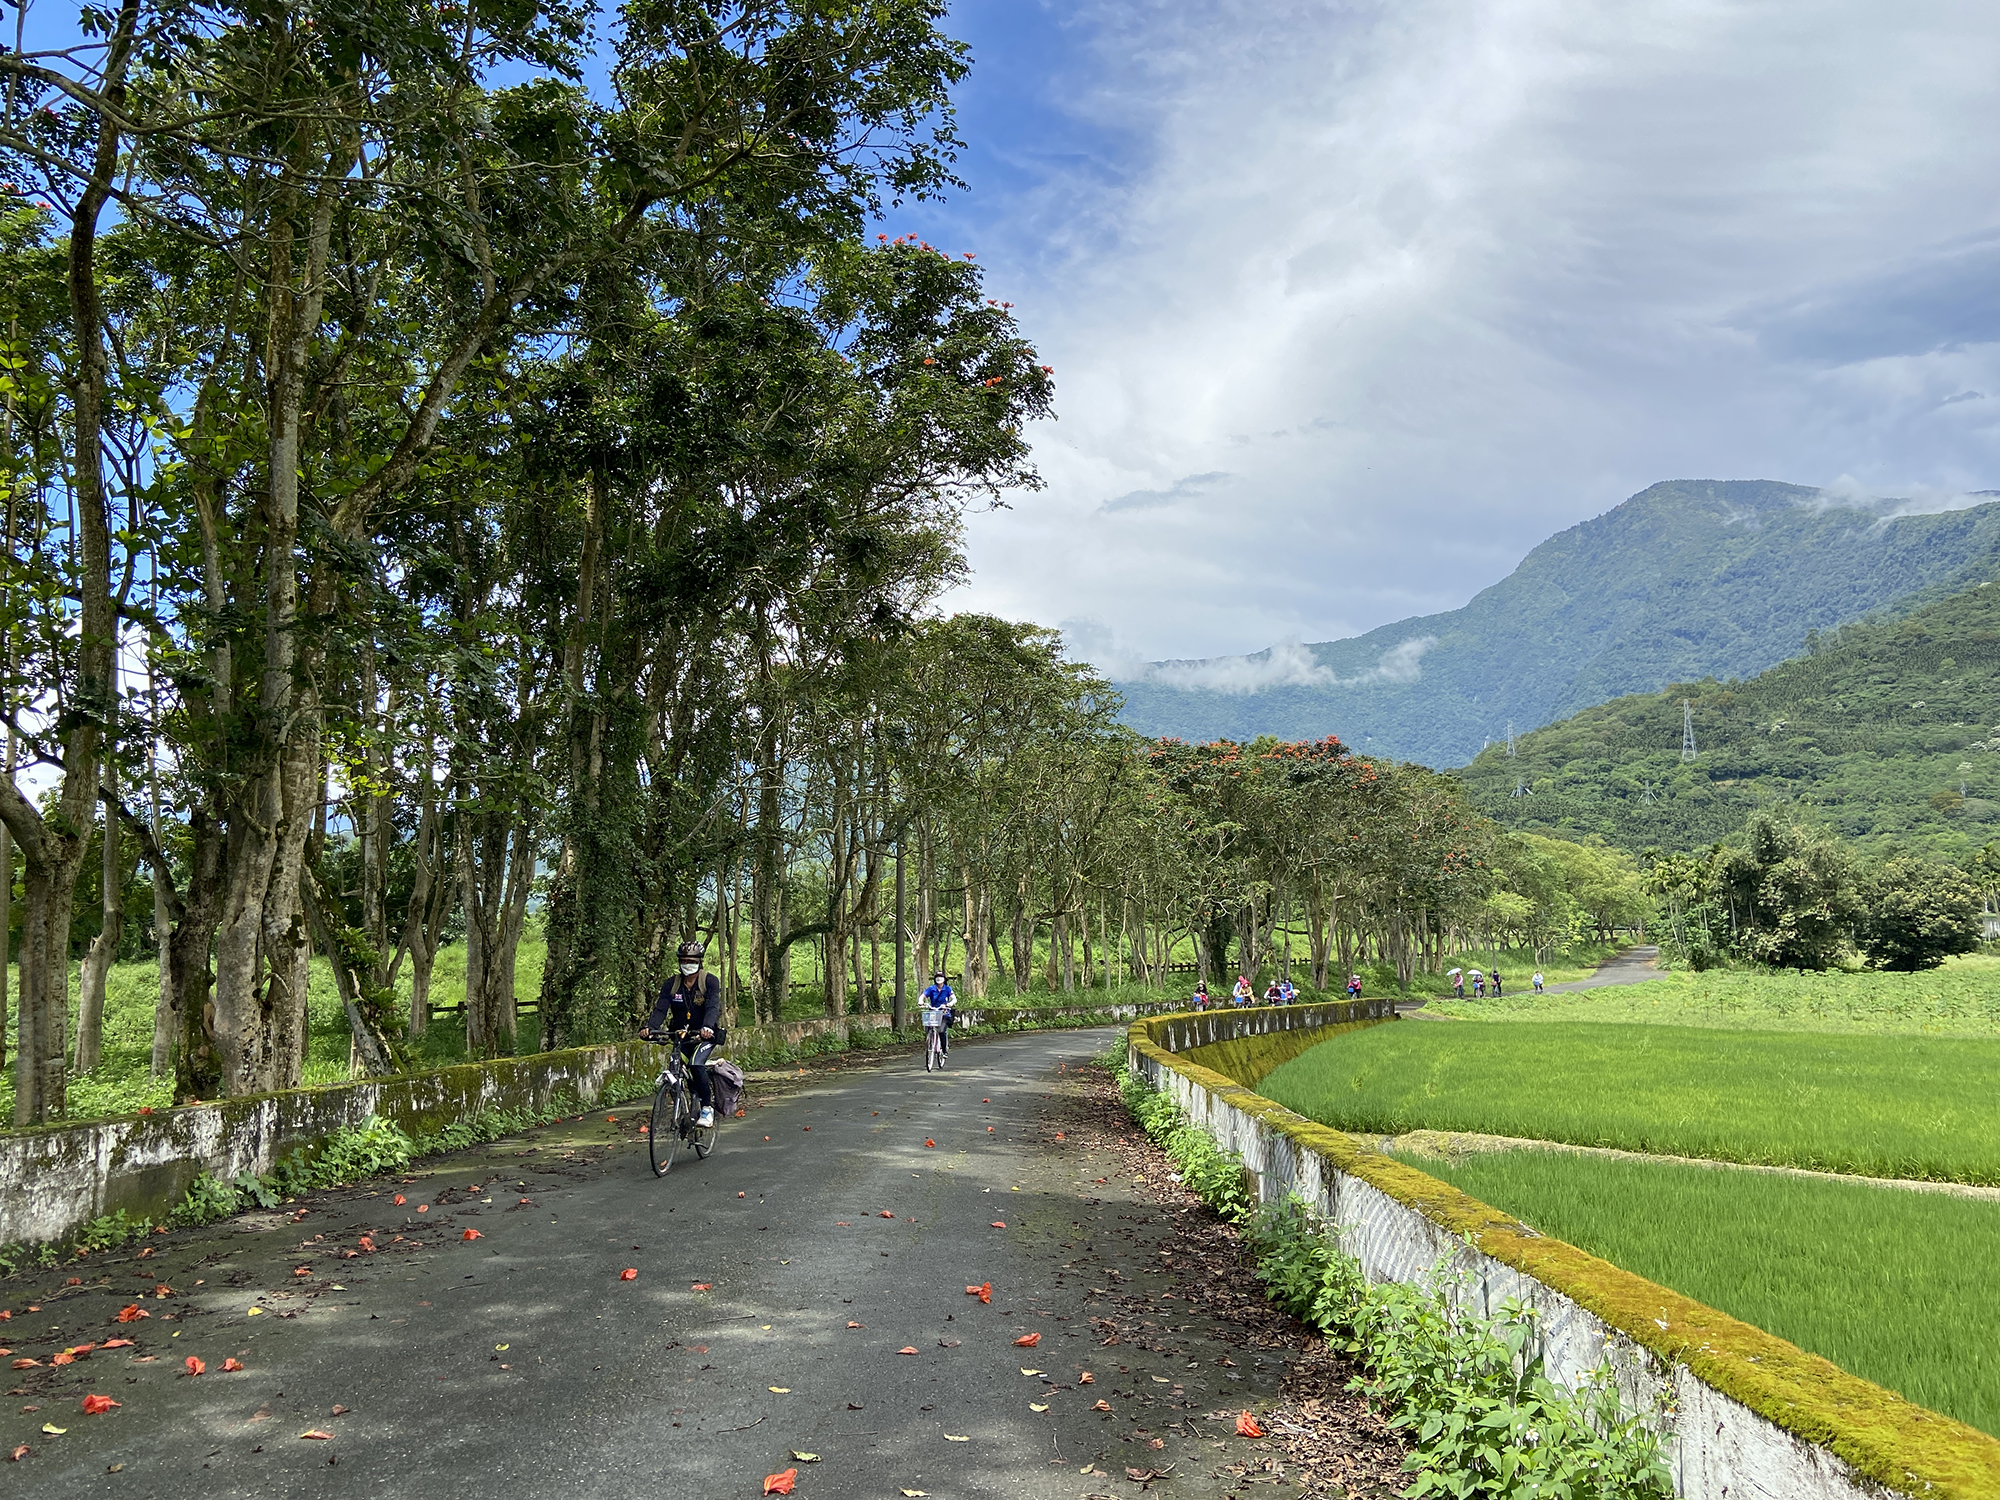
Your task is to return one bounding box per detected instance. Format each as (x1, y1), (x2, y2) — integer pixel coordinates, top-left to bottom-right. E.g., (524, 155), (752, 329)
(921, 983), (955, 1009)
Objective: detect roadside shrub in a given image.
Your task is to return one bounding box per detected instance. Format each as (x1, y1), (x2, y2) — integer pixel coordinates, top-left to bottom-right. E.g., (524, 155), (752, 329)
(169, 1171), (245, 1227)
(1110, 1052), (1671, 1500)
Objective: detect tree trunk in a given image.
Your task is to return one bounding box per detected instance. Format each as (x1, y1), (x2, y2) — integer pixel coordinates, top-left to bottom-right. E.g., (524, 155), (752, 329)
(1011, 881), (1033, 994)
(0, 2), (134, 1121)
(75, 777), (123, 1074)
(77, 653), (125, 1075)
(892, 838), (906, 1029)
(209, 136), (346, 1097)
(147, 710), (175, 1077)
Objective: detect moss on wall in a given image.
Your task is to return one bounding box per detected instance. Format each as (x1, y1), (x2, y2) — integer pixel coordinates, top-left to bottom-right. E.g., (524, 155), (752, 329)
(1183, 1017), (1387, 1088)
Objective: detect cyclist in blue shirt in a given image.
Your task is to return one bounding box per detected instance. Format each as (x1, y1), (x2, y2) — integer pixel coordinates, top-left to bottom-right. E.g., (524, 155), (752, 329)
(920, 971), (955, 1056)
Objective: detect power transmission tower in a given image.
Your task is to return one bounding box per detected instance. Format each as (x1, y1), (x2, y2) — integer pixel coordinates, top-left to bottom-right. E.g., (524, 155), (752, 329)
(1681, 700), (1697, 762)
(1642, 781), (1656, 804)
(1513, 777), (1527, 798)
(1506, 722), (1516, 757)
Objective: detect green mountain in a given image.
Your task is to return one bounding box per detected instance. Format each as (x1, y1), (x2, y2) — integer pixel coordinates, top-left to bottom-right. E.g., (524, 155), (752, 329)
(1115, 480), (2000, 767)
(1458, 576), (2000, 857)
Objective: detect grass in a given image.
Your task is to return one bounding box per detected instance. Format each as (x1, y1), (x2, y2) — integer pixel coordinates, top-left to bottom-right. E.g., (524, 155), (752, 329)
(1390, 1146), (2000, 1439)
(1425, 953), (2000, 1036)
(1259, 1019), (2000, 1183)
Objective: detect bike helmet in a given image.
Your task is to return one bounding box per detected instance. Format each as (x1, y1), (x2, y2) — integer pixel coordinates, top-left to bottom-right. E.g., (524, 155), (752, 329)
(677, 940), (705, 974)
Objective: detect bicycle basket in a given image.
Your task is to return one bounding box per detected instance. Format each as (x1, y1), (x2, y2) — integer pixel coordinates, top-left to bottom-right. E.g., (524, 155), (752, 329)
(921, 1007), (948, 1027)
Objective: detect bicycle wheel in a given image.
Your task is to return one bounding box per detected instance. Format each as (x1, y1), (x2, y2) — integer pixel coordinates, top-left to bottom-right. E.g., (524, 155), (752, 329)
(691, 1109), (715, 1160)
(649, 1075), (682, 1177)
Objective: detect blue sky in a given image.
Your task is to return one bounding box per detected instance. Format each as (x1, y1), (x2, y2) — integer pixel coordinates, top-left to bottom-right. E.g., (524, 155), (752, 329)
(16, 0), (2000, 674)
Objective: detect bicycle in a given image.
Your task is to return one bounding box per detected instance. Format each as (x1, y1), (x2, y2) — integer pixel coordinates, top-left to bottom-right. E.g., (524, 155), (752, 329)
(921, 1004), (949, 1072)
(643, 1030), (717, 1175)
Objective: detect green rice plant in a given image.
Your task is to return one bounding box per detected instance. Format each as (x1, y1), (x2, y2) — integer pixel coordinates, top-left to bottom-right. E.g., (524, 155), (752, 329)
(1260, 1020), (2000, 1183)
(1396, 1147), (2000, 1438)
(1426, 954), (2000, 1036)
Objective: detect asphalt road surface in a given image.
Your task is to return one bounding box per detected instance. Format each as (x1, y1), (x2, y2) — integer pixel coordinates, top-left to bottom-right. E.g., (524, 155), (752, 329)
(1541, 945), (1661, 992)
(4, 1028), (1293, 1499)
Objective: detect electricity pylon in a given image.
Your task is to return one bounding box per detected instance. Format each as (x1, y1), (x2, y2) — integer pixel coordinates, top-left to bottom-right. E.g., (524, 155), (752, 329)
(1681, 700), (1697, 762)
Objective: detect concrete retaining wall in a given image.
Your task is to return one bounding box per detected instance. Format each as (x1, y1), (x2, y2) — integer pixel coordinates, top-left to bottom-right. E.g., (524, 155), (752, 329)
(1129, 1008), (2000, 1500)
(0, 1038), (661, 1251)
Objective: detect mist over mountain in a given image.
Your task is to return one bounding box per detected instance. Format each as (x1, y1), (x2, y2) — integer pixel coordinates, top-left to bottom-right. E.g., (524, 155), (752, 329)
(1110, 481), (2000, 768)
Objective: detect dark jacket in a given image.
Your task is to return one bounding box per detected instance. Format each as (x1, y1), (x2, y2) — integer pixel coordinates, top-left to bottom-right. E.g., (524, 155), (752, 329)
(645, 971), (723, 1037)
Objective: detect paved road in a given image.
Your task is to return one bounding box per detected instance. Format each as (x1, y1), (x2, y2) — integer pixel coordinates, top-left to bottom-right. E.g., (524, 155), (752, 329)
(1540, 945), (1661, 992)
(4, 1029), (1287, 1498)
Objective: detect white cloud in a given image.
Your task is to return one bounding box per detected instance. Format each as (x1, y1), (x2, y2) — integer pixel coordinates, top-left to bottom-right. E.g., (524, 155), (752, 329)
(1143, 639), (1333, 693)
(939, 0), (2000, 661)
(1067, 629), (1436, 693)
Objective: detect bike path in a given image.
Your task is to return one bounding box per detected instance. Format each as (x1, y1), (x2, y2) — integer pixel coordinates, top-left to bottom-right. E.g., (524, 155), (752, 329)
(3, 1029), (1285, 1499)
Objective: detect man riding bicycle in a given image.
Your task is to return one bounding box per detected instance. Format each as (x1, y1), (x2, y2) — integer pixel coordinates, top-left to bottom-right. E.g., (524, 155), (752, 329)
(920, 971), (955, 1057)
(640, 941), (724, 1129)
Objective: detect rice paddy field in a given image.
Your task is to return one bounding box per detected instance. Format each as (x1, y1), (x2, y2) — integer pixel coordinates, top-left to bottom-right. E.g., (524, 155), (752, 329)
(1258, 1020), (2000, 1182)
(1258, 959), (2000, 1441)
(1395, 1146), (2000, 1438)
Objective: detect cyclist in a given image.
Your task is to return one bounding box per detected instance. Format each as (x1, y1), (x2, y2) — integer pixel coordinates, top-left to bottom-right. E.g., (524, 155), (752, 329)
(1346, 973), (1363, 999)
(920, 970), (955, 1057)
(1262, 979), (1283, 1005)
(1190, 978), (1209, 1011)
(1231, 974), (1253, 1007)
(1278, 977), (1297, 1004)
(640, 940), (724, 1129)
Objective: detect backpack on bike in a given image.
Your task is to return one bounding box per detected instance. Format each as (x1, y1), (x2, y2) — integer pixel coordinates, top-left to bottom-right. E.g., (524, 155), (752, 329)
(709, 1057), (746, 1118)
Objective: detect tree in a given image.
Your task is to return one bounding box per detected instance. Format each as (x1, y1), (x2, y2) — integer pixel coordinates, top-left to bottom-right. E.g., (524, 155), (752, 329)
(1859, 856), (1985, 972)
(1713, 811), (1861, 971)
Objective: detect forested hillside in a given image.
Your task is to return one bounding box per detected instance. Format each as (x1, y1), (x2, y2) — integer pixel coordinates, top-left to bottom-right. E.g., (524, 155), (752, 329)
(1459, 578), (2000, 857)
(1117, 480), (2000, 767)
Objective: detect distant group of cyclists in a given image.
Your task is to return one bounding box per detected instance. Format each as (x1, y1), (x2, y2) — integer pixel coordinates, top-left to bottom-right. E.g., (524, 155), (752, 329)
(1445, 964), (1546, 998)
(1184, 973), (1344, 1009)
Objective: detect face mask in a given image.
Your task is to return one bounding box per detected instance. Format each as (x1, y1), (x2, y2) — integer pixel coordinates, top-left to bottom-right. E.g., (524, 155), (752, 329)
(680, 963), (700, 976)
